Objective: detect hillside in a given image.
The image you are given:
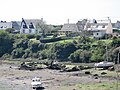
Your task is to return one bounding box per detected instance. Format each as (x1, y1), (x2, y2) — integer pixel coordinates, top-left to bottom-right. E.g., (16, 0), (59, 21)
(0, 30), (120, 63)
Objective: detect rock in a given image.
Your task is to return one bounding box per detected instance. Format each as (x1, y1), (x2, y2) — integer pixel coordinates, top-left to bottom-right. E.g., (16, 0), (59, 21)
(15, 77), (20, 80)
(101, 72), (107, 75)
(108, 66), (114, 71)
(94, 76), (98, 79)
(85, 71), (91, 74)
(9, 66), (12, 69)
(78, 65), (84, 70)
(23, 82), (26, 84)
(93, 74), (98, 76)
(71, 66), (79, 71)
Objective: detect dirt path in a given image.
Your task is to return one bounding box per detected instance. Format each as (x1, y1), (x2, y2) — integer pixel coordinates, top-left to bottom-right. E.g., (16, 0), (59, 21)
(0, 63), (115, 90)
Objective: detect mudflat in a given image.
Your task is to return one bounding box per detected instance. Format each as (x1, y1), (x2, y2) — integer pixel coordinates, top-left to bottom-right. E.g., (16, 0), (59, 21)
(0, 62), (116, 90)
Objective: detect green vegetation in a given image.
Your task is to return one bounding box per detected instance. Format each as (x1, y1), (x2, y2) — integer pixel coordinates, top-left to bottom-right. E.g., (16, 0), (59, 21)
(49, 39), (74, 44)
(1, 30), (120, 63)
(0, 31), (13, 57)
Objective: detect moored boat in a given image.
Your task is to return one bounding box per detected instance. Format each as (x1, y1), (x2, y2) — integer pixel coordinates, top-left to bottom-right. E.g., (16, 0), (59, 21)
(94, 61), (114, 68)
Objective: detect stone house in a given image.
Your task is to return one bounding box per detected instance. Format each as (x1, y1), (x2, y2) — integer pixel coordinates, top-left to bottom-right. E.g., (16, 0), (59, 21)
(60, 23), (79, 33)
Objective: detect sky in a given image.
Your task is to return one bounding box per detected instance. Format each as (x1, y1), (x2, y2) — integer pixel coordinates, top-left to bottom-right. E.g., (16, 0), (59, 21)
(0, 0), (120, 24)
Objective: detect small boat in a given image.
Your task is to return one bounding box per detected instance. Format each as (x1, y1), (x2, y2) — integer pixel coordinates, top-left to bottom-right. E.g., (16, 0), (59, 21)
(31, 77), (43, 89)
(94, 61), (114, 68)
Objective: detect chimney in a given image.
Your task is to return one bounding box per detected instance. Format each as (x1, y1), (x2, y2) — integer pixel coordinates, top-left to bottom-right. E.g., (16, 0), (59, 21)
(67, 19), (69, 24)
(41, 18), (43, 22)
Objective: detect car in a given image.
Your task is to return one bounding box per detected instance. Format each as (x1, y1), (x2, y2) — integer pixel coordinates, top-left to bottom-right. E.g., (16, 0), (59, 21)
(31, 77), (43, 89)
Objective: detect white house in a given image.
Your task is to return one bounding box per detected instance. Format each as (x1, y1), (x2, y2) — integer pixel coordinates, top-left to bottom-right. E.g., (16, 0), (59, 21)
(84, 18), (113, 39)
(20, 18), (44, 34)
(113, 21), (120, 29)
(0, 21), (12, 30)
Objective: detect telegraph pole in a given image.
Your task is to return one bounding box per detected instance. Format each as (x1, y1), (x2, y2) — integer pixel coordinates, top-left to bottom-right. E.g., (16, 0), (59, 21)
(116, 50), (119, 90)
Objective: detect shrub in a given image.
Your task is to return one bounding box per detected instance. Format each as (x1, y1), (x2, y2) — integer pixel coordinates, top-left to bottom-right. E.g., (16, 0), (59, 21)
(25, 34), (35, 39)
(11, 48), (25, 58)
(5, 28), (15, 33)
(40, 37), (63, 43)
(36, 35), (41, 40)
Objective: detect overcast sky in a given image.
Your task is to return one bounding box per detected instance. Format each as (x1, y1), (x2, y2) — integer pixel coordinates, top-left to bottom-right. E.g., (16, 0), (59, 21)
(0, 0), (120, 24)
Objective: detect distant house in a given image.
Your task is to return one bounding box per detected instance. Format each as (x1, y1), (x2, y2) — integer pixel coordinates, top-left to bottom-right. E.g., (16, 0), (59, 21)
(113, 21), (120, 29)
(84, 19), (113, 39)
(59, 23), (79, 33)
(0, 21), (12, 30)
(0, 20), (21, 34)
(20, 18), (44, 34)
(12, 21), (21, 33)
(12, 21), (21, 30)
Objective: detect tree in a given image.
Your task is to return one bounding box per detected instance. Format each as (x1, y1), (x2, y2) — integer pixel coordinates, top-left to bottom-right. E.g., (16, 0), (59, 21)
(112, 46), (120, 63)
(22, 49), (32, 59)
(14, 39), (29, 49)
(80, 50), (91, 63)
(38, 49), (48, 59)
(68, 50), (81, 63)
(69, 49), (91, 63)
(111, 37), (120, 47)
(28, 41), (39, 53)
(11, 48), (24, 58)
(90, 48), (104, 62)
(36, 22), (51, 35)
(78, 36), (93, 44)
(0, 31), (13, 57)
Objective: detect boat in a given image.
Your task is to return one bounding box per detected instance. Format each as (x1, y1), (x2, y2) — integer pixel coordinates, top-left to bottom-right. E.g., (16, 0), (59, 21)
(31, 77), (43, 89)
(94, 61), (114, 68)
(95, 43), (115, 68)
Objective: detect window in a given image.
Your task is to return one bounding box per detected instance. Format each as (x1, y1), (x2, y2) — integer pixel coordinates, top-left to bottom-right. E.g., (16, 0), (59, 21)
(0, 26), (3, 28)
(29, 22), (34, 29)
(29, 29), (32, 33)
(23, 24), (27, 28)
(4, 26), (7, 28)
(102, 25), (105, 28)
(96, 33), (99, 35)
(32, 80), (35, 82)
(23, 29), (25, 33)
(96, 25), (98, 28)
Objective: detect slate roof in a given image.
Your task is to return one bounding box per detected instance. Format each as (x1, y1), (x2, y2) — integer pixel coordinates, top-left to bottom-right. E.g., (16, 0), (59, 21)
(113, 21), (120, 29)
(21, 18), (45, 30)
(23, 19), (44, 26)
(0, 21), (12, 29)
(84, 20), (110, 31)
(12, 21), (21, 30)
(60, 23), (79, 32)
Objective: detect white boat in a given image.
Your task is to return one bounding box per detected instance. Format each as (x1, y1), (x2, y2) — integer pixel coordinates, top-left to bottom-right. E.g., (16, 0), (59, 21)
(94, 61), (114, 68)
(31, 77), (43, 89)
